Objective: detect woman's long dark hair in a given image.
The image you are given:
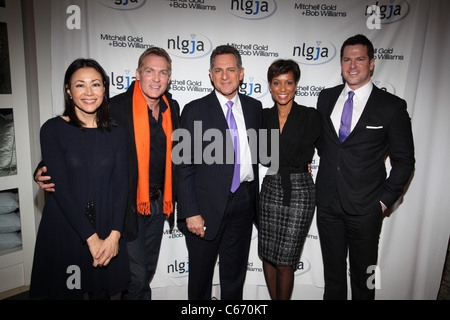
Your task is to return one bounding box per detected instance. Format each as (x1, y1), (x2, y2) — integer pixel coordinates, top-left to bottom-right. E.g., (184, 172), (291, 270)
(63, 58), (114, 130)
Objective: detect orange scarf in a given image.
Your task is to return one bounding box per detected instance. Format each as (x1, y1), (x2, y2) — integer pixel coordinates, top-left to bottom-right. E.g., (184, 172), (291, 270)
(132, 81), (173, 216)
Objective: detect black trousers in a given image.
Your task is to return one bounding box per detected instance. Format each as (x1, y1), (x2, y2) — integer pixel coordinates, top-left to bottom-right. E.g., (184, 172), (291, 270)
(185, 182), (254, 300)
(317, 193), (383, 300)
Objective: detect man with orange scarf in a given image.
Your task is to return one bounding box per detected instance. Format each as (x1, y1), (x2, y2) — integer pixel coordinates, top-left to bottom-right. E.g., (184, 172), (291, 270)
(34, 47), (180, 300)
(109, 48), (179, 300)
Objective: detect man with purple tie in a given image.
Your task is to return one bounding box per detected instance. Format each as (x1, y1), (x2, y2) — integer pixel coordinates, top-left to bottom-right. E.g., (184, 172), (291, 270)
(315, 34), (415, 300)
(176, 45), (262, 300)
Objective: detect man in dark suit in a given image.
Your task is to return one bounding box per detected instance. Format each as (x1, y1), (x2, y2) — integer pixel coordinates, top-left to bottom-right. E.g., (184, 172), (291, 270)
(176, 45), (262, 300)
(315, 34), (415, 300)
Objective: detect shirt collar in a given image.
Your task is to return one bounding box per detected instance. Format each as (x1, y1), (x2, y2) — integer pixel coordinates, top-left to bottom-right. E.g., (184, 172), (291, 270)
(344, 81), (373, 100)
(215, 90), (239, 109)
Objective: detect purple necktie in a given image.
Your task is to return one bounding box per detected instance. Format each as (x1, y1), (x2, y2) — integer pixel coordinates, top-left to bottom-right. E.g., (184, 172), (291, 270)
(339, 91), (355, 143)
(226, 101), (240, 193)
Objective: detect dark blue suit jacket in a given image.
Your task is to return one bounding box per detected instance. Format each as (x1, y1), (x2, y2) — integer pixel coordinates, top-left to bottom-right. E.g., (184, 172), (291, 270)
(316, 84), (415, 215)
(176, 91), (263, 240)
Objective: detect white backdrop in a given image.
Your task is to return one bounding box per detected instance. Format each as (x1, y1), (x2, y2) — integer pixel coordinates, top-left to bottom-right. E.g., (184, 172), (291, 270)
(48, 0), (450, 299)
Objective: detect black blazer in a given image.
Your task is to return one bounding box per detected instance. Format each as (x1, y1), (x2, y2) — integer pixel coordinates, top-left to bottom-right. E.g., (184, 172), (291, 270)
(316, 84), (415, 215)
(176, 91), (263, 240)
(109, 81), (180, 241)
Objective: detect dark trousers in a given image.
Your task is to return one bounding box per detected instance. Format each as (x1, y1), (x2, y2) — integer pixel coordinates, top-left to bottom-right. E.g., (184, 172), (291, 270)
(123, 196), (165, 300)
(185, 182), (254, 300)
(317, 193), (383, 300)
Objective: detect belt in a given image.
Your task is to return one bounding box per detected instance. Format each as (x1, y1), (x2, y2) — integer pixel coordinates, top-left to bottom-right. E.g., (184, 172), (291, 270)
(149, 189), (161, 202)
(279, 164), (309, 175)
(279, 164), (309, 206)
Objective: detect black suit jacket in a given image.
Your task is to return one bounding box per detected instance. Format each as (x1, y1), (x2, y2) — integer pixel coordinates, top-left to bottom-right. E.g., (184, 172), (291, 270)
(316, 84), (415, 215)
(176, 91), (263, 240)
(109, 81), (180, 241)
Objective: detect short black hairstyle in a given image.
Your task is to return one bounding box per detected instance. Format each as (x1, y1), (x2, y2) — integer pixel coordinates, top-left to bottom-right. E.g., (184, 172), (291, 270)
(267, 59), (301, 84)
(340, 34), (375, 61)
(210, 45), (243, 71)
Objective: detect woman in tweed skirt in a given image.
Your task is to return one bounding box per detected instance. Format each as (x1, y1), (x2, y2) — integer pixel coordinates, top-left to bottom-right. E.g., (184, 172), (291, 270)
(259, 60), (321, 300)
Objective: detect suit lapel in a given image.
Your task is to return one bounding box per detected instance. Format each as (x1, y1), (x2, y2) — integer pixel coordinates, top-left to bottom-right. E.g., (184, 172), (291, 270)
(325, 85), (343, 142)
(346, 85), (380, 140)
(207, 91), (229, 131)
(325, 84), (380, 143)
(207, 91), (238, 170)
(209, 91), (256, 131)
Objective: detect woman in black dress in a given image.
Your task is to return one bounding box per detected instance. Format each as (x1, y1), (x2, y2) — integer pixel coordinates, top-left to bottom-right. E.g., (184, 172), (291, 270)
(259, 59), (321, 300)
(30, 59), (129, 299)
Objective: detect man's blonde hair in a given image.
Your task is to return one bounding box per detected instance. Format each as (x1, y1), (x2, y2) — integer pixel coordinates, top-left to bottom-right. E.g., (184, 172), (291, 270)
(137, 47), (172, 75)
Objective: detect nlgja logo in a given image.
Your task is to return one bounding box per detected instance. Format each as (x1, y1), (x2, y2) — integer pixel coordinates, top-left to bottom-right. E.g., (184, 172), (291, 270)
(167, 34), (213, 59)
(230, 0), (277, 20)
(293, 41), (337, 65)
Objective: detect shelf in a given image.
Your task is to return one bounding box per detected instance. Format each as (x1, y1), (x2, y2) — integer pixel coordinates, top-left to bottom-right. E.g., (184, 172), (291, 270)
(0, 246), (22, 267)
(0, 0), (39, 293)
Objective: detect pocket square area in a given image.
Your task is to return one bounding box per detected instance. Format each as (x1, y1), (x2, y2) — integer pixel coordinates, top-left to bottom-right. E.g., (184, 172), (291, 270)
(366, 125), (383, 129)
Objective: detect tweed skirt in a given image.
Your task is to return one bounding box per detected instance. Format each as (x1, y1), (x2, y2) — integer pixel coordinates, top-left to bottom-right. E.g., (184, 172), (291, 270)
(258, 172), (316, 267)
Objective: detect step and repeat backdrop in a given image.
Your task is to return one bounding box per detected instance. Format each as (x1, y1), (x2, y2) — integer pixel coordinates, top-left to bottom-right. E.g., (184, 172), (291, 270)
(49, 0), (446, 299)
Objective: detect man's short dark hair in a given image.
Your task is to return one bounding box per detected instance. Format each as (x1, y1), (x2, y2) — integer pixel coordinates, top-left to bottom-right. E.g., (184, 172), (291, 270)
(340, 34), (375, 61)
(210, 45), (243, 71)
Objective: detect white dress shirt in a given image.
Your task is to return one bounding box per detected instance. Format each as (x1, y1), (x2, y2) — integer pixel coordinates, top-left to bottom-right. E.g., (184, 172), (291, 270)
(215, 91), (254, 183)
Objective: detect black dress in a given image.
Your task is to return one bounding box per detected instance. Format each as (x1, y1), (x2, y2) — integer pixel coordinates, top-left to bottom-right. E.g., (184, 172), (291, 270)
(30, 117), (130, 299)
(258, 103), (321, 267)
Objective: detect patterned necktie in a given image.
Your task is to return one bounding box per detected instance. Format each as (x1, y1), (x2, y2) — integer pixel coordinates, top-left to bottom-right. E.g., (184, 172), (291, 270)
(226, 101), (240, 193)
(339, 91), (355, 143)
